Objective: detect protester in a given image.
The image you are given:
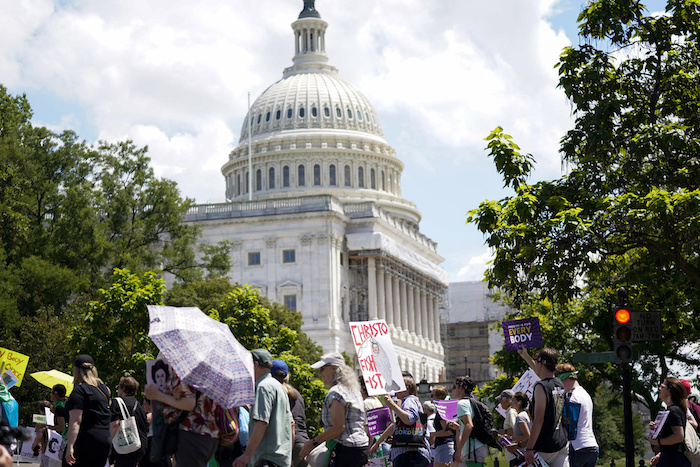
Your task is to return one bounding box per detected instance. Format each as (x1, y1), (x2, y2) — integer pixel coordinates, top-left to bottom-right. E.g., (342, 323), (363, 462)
(301, 353), (369, 467)
(429, 385), (455, 467)
(271, 359), (309, 467)
(233, 349), (292, 467)
(360, 376), (389, 458)
(138, 398), (172, 467)
(518, 347), (569, 467)
(497, 389), (517, 466)
(423, 400), (436, 466)
(145, 369), (220, 467)
(64, 354), (112, 467)
(649, 377), (690, 467)
(451, 375), (487, 465)
(556, 363), (599, 467)
(505, 392), (531, 466)
(110, 376), (148, 467)
(371, 371), (430, 467)
(32, 400), (61, 467)
(50, 384), (68, 443)
(681, 379), (700, 433)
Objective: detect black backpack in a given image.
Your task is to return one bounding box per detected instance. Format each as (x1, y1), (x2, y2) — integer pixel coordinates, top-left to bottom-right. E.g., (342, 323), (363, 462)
(468, 397), (503, 451)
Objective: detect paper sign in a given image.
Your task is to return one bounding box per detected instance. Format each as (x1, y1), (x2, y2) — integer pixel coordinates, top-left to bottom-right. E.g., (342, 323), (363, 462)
(146, 359), (171, 393)
(502, 318), (544, 351)
(1, 368), (19, 389)
(649, 411), (669, 439)
(20, 432), (41, 461)
(496, 369), (541, 418)
(33, 414), (47, 424)
(433, 399), (459, 421)
(367, 406), (392, 437)
(0, 347), (30, 387)
(43, 429), (63, 460)
(349, 320), (406, 396)
(45, 407), (55, 426)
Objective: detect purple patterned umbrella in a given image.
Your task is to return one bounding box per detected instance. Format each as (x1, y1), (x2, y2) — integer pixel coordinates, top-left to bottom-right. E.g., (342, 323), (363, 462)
(147, 305), (255, 407)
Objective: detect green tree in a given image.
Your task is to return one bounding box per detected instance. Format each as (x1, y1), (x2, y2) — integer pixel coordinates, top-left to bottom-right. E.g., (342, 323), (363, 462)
(468, 0), (700, 415)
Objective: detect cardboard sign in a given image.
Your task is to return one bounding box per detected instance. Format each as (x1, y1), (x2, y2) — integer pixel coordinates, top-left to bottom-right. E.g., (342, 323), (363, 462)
(496, 368), (540, 418)
(502, 317), (544, 351)
(433, 399), (459, 421)
(367, 406), (392, 437)
(44, 429), (63, 460)
(349, 320), (406, 396)
(0, 347), (30, 387)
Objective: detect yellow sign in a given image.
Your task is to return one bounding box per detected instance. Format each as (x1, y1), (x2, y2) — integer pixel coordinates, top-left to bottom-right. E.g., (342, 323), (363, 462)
(0, 347), (30, 387)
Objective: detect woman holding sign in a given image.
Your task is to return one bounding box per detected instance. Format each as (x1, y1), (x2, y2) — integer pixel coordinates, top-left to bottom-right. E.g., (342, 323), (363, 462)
(649, 377), (690, 467)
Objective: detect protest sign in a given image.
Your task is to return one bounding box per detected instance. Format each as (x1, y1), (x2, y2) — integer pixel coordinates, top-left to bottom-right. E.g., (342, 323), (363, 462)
(146, 359), (171, 393)
(33, 414), (47, 424)
(20, 431), (41, 462)
(496, 368), (540, 418)
(1, 368), (19, 389)
(502, 318), (544, 351)
(349, 320), (406, 396)
(0, 347), (30, 387)
(433, 399), (459, 421)
(44, 429), (63, 461)
(44, 407), (55, 426)
(367, 406), (392, 437)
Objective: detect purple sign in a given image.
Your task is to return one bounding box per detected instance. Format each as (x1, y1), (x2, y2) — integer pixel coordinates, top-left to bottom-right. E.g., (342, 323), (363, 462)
(433, 399), (458, 421)
(367, 406), (392, 437)
(503, 317), (544, 351)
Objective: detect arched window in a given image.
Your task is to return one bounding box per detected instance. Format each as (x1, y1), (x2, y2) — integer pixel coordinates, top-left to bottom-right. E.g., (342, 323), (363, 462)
(329, 164), (336, 186)
(336, 108), (342, 118)
(269, 167), (275, 189)
(314, 164), (321, 186)
(358, 167), (364, 188)
(347, 108), (353, 119)
(256, 169), (262, 191)
(357, 110), (362, 120)
(283, 166), (290, 187)
(312, 107), (317, 117)
(298, 165), (305, 186)
(370, 168), (376, 189)
(299, 107), (305, 118)
(257, 114), (261, 124)
(287, 108), (293, 119)
(344, 165), (351, 187)
(324, 107), (330, 117)
(276, 109), (281, 120)
(266, 111), (271, 122)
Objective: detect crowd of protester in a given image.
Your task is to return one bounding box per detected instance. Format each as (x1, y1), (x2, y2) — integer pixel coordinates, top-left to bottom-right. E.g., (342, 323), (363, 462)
(2, 346), (698, 467)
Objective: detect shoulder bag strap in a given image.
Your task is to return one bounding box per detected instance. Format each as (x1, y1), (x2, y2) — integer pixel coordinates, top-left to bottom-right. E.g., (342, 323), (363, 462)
(115, 397), (129, 420)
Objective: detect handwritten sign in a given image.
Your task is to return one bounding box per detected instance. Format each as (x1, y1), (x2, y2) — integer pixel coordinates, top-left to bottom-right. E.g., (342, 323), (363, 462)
(433, 399), (459, 421)
(502, 318), (543, 351)
(349, 320), (406, 396)
(367, 406), (392, 437)
(20, 430), (41, 462)
(0, 347), (30, 387)
(496, 369), (540, 418)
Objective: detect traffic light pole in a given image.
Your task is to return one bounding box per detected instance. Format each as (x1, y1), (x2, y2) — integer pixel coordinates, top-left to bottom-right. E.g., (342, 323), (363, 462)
(622, 362), (634, 467)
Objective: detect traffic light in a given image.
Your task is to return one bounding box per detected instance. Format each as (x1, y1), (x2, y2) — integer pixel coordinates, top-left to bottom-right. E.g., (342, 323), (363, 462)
(614, 307), (634, 363)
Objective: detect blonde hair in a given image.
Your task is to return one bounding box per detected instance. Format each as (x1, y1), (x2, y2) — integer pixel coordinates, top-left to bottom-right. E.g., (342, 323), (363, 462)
(73, 365), (103, 388)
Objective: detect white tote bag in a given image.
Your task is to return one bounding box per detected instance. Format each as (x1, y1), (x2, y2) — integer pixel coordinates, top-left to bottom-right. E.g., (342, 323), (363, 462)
(112, 397), (142, 454)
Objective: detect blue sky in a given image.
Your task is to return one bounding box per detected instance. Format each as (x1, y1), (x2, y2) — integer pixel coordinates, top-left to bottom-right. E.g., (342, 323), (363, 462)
(0, 0), (666, 283)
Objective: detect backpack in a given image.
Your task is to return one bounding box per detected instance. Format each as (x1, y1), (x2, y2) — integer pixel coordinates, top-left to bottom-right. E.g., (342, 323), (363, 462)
(561, 396), (581, 441)
(689, 400), (700, 434)
(468, 397), (502, 451)
(684, 419), (700, 466)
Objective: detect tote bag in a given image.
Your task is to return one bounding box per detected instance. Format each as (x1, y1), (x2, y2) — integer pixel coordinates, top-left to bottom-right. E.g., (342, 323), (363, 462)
(112, 397), (142, 454)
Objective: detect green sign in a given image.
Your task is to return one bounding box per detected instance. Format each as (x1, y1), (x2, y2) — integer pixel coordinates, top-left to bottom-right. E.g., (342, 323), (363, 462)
(573, 352), (616, 364)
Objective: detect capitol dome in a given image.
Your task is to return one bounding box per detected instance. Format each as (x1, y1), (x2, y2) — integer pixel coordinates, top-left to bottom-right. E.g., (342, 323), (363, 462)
(221, 0), (418, 223)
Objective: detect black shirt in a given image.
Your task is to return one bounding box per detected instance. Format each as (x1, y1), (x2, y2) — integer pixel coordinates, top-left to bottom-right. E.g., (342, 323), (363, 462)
(110, 395), (149, 455)
(532, 377), (568, 453)
(658, 405), (686, 453)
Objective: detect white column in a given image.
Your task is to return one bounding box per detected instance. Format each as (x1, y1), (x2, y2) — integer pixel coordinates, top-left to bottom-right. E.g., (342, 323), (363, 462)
(432, 296), (441, 343)
(420, 290), (429, 339)
(367, 257), (378, 320)
(400, 281), (408, 331)
(385, 273), (394, 325)
(377, 265), (386, 321)
(413, 287), (421, 335)
(427, 294), (435, 342)
(407, 284), (415, 333)
(392, 277), (401, 328)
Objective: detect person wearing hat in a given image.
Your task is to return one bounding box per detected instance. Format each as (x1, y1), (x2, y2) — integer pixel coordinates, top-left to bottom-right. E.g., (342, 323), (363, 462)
(300, 353), (369, 467)
(517, 347), (569, 467)
(556, 363), (598, 467)
(233, 349), (292, 467)
(270, 359), (310, 467)
(680, 379), (700, 433)
(497, 389), (517, 466)
(64, 354), (112, 466)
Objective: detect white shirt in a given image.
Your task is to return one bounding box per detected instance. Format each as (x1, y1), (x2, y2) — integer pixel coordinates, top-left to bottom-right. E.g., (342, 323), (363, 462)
(569, 384), (598, 450)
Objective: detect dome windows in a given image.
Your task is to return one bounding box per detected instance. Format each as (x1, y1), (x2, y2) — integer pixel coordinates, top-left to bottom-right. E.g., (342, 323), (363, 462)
(298, 165), (305, 186)
(266, 111), (271, 122)
(311, 107), (317, 117)
(324, 107), (330, 117)
(357, 110), (362, 121)
(336, 108), (342, 118)
(283, 166), (290, 187)
(358, 167), (365, 188)
(299, 107), (305, 118)
(313, 164), (321, 186)
(370, 168), (376, 189)
(347, 108), (352, 119)
(269, 167), (275, 189)
(329, 164), (336, 186)
(276, 110), (282, 120)
(287, 108), (293, 119)
(257, 114), (262, 124)
(344, 165), (351, 186)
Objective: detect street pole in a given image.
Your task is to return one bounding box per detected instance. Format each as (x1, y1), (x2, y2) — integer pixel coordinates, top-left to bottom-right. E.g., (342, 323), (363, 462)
(622, 362), (634, 467)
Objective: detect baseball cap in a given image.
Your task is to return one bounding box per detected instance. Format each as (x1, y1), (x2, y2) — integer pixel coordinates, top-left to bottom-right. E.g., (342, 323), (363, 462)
(310, 353), (345, 369)
(271, 359), (289, 378)
(498, 389), (515, 400)
(74, 354), (95, 369)
(251, 349), (273, 367)
(681, 379), (692, 396)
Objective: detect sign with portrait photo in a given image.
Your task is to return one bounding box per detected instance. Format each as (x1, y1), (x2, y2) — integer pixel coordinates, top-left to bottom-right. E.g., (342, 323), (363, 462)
(349, 319), (406, 396)
(146, 359), (171, 393)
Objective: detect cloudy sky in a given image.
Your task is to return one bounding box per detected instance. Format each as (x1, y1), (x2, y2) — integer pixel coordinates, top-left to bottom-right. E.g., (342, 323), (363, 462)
(0, 0), (665, 282)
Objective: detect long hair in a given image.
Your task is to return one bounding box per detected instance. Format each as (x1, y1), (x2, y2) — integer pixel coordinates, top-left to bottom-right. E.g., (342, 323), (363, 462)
(73, 365), (103, 388)
(513, 391), (530, 412)
(665, 377), (689, 411)
(329, 358), (361, 393)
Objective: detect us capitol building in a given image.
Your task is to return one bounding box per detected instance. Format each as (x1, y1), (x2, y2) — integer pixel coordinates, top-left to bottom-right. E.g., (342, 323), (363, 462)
(187, 0), (447, 382)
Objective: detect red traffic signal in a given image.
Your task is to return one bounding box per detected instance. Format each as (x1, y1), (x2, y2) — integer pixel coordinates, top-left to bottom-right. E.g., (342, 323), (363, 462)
(614, 306), (634, 363)
(615, 307), (631, 324)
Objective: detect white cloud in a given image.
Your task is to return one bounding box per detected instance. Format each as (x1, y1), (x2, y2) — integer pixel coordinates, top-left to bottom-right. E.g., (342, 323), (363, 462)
(456, 249), (494, 282)
(0, 0), (576, 280)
